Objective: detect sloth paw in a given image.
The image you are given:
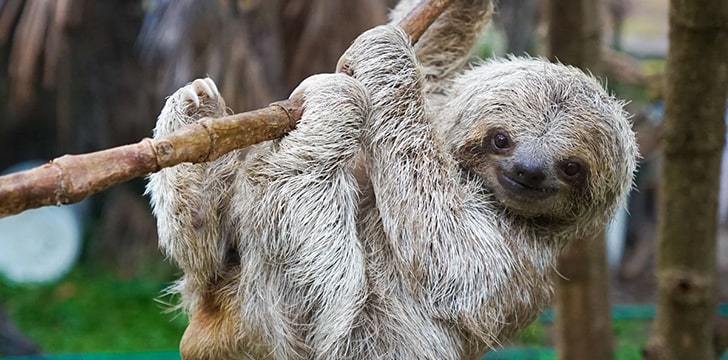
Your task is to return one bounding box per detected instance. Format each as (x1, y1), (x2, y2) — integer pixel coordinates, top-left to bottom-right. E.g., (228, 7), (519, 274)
(282, 73), (367, 157)
(178, 77), (225, 118)
(289, 73), (336, 100)
(155, 77), (227, 136)
(337, 24), (408, 77)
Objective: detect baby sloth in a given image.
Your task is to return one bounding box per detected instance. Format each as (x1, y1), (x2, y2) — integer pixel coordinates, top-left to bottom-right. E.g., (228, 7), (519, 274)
(147, 0), (638, 359)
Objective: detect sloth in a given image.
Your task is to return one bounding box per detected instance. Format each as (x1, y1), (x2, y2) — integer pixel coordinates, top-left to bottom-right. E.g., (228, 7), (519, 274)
(146, 0), (638, 359)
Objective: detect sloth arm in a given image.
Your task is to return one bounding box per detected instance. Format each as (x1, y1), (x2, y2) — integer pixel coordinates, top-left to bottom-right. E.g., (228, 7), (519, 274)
(389, 0), (493, 89)
(344, 26), (511, 332)
(147, 79), (239, 295)
(230, 74), (369, 358)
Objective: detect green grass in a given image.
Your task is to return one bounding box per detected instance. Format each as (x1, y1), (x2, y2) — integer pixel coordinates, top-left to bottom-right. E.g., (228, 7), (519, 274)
(613, 319), (651, 360)
(505, 318), (652, 359)
(512, 322), (550, 346)
(0, 268), (186, 354)
(3, 268), (716, 360)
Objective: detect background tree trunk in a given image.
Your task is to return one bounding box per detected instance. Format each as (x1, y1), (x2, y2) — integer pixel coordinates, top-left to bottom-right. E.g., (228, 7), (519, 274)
(545, 0), (613, 359)
(494, 0), (539, 55)
(644, 0), (728, 359)
(554, 233), (613, 360)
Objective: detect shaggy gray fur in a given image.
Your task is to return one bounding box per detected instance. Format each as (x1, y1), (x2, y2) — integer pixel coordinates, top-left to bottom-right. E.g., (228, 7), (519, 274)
(147, 1), (638, 359)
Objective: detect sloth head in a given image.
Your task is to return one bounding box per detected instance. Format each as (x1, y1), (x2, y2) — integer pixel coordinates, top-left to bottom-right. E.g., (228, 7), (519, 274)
(441, 58), (638, 234)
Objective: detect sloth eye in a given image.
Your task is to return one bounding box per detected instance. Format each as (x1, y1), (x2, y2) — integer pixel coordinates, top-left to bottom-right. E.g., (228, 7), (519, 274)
(492, 132), (511, 150)
(558, 158), (588, 182)
(562, 162), (581, 176)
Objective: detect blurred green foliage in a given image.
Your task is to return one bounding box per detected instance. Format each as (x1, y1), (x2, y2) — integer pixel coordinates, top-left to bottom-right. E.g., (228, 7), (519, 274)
(612, 319), (651, 360)
(507, 319), (650, 360)
(2, 267), (726, 359)
(0, 268), (185, 354)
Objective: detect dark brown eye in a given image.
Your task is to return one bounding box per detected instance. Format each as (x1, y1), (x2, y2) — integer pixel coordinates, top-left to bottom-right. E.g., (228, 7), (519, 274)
(492, 132), (511, 150)
(562, 162), (581, 177)
(558, 157), (590, 182)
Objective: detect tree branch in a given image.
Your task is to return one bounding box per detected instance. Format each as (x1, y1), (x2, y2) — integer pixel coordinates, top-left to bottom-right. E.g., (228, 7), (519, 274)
(398, 0), (455, 42)
(0, 0), (455, 218)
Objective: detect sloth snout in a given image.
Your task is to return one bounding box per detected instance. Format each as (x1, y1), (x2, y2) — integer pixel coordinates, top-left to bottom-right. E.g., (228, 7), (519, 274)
(508, 160), (547, 189)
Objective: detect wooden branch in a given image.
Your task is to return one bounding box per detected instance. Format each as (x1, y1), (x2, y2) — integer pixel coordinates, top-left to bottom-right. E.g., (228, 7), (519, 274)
(398, 0), (455, 42)
(0, 0), (454, 218)
(0, 99), (302, 217)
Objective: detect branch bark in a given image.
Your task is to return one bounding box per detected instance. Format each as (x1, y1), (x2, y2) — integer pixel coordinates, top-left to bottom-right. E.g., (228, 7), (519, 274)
(0, 0), (455, 218)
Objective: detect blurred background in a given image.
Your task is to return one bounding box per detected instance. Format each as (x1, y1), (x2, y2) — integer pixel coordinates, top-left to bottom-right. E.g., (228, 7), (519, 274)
(0, 0), (725, 359)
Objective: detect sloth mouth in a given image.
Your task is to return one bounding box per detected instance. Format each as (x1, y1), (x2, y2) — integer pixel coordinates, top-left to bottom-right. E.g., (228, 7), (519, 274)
(497, 172), (558, 202)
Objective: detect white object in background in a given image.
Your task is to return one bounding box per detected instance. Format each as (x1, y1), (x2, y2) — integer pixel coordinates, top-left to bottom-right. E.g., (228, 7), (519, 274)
(0, 206), (81, 283)
(0, 162), (82, 283)
(606, 204), (629, 271)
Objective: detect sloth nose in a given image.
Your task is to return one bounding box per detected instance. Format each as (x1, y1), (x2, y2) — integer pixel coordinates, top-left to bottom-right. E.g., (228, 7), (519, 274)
(510, 161), (547, 188)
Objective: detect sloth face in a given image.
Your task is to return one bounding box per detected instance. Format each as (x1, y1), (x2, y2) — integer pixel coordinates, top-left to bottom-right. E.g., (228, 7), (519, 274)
(471, 126), (593, 219)
(444, 58), (638, 226)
